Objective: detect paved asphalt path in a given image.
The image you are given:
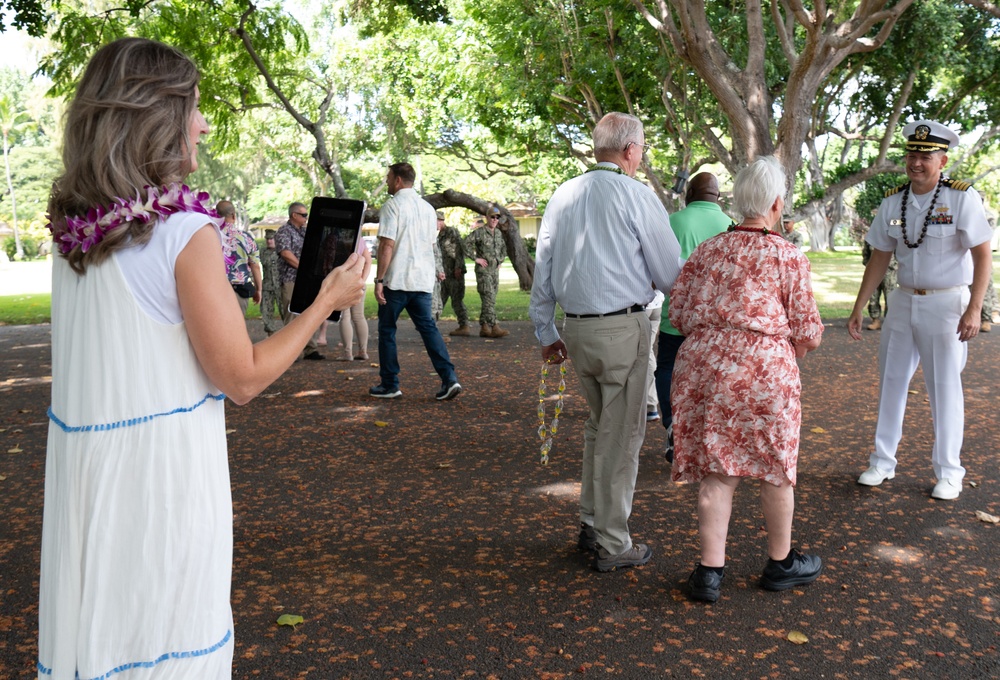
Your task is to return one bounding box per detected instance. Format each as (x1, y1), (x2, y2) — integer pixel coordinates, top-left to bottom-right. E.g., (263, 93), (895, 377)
(1, 319), (998, 679)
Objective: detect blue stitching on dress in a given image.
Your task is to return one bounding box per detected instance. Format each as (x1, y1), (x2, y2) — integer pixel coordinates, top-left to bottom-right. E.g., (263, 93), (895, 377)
(37, 629), (232, 679)
(47, 392), (226, 433)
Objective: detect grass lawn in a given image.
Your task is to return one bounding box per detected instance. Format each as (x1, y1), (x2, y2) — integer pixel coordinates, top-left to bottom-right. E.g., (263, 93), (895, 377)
(3, 249), (996, 326)
(0, 293), (52, 326)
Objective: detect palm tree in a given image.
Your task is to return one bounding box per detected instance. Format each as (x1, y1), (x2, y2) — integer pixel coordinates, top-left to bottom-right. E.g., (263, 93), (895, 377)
(0, 96), (34, 260)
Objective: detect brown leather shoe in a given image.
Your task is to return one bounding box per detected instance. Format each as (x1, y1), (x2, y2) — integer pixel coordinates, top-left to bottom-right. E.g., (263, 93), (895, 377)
(867, 318), (882, 331)
(449, 325), (472, 336)
(480, 324), (493, 338)
(491, 324), (509, 338)
(981, 321), (992, 333)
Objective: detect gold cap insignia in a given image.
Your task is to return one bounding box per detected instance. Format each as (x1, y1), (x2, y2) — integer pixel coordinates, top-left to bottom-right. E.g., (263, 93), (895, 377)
(915, 125), (930, 140)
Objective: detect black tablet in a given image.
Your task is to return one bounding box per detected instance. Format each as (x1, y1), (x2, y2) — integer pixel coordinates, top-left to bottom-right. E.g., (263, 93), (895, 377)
(289, 197), (366, 321)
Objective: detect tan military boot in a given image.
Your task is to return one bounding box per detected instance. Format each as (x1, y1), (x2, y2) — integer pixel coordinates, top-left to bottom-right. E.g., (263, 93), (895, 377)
(867, 318), (882, 331)
(491, 324), (509, 338)
(480, 323), (493, 337)
(981, 321), (992, 333)
(449, 325), (472, 337)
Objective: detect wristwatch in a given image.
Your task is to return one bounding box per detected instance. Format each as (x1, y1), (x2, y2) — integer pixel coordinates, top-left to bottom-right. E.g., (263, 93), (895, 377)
(374, 278), (384, 284)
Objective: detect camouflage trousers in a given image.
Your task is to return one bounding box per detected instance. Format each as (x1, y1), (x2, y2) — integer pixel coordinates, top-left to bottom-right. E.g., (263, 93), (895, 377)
(475, 267), (500, 326)
(440, 276), (468, 326)
(868, 268), (898, 320)
(432, 280), (443, 319)
(261, 285), (284, 335)
(977, 275), (997, 323)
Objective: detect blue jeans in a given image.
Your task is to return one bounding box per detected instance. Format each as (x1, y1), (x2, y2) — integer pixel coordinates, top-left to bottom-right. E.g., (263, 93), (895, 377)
(378, 288), (457, 390)
(654, 331), (686, 430)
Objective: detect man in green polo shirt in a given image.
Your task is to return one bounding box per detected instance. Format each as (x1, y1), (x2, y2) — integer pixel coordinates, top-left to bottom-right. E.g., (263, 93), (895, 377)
(656, 172), (734, 461)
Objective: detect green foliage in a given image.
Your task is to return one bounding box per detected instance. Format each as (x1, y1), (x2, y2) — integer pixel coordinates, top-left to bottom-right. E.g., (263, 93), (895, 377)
(246, 173), (310, 223)
(0, 145), (60, 225)
(0, 0), (48, 37)
(3, 234), (38, 259)
(855, 172), (908, 225)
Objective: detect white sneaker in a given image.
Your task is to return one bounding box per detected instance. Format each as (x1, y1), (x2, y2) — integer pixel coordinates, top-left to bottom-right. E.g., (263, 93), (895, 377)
(931, 479), (962, 500)
(857, 466), (895, 486)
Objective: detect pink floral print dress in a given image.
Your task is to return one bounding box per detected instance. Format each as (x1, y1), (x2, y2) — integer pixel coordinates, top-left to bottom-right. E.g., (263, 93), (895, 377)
(668, 230), (823, 486)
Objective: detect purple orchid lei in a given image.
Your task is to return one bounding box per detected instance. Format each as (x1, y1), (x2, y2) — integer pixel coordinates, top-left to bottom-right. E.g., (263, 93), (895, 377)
(47, 183), (223, 256)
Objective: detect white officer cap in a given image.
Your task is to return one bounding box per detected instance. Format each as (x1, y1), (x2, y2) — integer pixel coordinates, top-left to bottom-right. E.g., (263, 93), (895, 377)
(901, 120), (959, 152)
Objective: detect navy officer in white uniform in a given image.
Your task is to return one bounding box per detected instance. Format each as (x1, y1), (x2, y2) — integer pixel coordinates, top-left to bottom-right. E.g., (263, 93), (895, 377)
(847, 120), (992, 500)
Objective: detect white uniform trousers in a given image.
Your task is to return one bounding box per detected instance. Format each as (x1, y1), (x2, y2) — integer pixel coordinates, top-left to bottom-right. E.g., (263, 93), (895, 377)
(871, 287), (970, 481)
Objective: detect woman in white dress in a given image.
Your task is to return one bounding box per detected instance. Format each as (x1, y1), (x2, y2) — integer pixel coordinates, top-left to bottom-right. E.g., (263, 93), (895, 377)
(38, 38), (369, 679)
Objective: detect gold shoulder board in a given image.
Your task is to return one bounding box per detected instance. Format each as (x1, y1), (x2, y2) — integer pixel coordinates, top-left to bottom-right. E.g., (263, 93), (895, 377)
(884, 183), (907, 198)
(942, 177), (973, 192)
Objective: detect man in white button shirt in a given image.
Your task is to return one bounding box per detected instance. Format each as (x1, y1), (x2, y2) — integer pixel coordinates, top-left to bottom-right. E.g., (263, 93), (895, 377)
(848, 120), (992, 500)
(530, 112), (682, 571)
(370, 163), (462, 402)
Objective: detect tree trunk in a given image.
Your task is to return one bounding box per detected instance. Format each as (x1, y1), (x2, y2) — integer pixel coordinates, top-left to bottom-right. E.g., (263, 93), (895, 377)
(364, 189), (535, 291)
(806, 208), (829, 252)
(3, 133), (21, 260)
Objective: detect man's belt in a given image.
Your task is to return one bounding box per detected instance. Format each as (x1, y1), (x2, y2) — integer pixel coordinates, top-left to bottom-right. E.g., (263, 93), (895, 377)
(565, 304), (644, 319)
(898, 285), (965, 296)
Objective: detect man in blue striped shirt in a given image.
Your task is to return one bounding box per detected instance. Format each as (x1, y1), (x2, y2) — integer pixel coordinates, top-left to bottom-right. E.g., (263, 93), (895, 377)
(530, 112), (683, 572)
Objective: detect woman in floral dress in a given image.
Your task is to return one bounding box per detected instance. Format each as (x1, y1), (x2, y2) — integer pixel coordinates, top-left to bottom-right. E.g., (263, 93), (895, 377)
(668, 156), (824, 603)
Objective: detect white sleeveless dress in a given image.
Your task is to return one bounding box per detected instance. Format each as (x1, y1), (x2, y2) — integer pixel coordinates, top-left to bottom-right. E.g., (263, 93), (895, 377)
(38, 212), (234, 679)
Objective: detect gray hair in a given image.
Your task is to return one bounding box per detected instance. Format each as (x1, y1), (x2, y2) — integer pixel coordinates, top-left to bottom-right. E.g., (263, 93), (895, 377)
(593, 112), (644, 156)
(732, 156), (786, 219)
(288, 201), (307, 217)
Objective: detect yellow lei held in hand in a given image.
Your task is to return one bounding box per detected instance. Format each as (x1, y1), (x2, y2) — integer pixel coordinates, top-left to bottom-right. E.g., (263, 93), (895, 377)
(537, 361), (567, 465)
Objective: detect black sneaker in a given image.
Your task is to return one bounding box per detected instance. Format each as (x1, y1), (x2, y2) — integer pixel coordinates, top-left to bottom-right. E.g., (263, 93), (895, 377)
(369, 384), (402, 399)
(687, 564), (724, 603)
(303, 351), (325, 361)
(577, 523), (597, 552)
(435, 382), (462, 401)
(664, 422), (674, 463)
(760, 549), (822, 591)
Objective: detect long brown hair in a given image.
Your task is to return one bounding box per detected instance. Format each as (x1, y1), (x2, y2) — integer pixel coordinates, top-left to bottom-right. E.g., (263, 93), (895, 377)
(48, 37), (200, 274)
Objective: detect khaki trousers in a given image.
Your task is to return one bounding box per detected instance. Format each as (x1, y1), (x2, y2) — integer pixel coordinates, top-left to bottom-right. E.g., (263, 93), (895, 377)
(562, 310), (650, 555)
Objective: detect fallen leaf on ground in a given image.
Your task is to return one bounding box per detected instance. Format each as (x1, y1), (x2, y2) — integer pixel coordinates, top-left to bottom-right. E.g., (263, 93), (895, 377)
(375, 421), (389, 427)
(908, 390), (918, 394)
(225, 429), (237, 434)
(975, 510), (1000, 524)
(8, 446), (22, 454)
(969, 481), (979, 488)
(787, 630), (809, 644)
(276, 614), (304, 628)
(810, 427), (826, 434)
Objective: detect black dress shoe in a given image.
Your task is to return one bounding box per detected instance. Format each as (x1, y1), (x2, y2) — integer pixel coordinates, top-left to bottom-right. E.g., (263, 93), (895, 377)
(687, 564), (724, 603)
(303, 351), (325, 361)
(577, 523), (597, 552)
(760, 549), (822, 591)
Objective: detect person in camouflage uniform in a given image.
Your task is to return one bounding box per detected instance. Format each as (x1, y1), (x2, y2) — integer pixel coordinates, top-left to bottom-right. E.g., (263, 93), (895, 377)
(437, 211), (471, 336)
(431, 212), (446, 320)
(780, 218), (804, 247)
(260, 229), (284, 336)
(464, 205), (509, 338)
(976, 193), (997, 332)
(862, 240), (898, 330)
